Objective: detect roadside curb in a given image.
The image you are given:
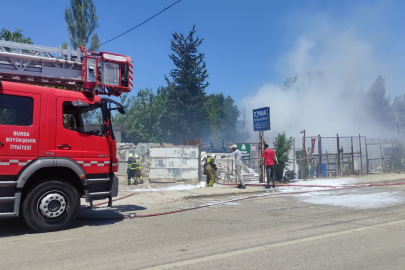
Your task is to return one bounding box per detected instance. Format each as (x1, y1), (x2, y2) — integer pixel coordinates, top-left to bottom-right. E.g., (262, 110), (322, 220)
(183, 188), (274, 200)
(360, 179), (405, 185)
(111, 174), (405, 204)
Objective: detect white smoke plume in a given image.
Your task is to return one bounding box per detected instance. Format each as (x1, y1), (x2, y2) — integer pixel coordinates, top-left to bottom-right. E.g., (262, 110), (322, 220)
(240, 18), (398, 140)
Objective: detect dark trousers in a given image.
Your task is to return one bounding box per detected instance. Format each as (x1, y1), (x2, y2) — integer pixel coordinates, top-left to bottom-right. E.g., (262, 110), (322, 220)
(128, 169), (136, 180)
(266, 165), (275, 187)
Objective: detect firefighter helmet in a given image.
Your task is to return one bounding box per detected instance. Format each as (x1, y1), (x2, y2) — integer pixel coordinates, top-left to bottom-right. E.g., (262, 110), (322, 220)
(128, 153), (134, 158)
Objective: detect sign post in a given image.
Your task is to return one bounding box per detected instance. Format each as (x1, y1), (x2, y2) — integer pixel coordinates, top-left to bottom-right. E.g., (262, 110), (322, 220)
(253, 107), (271, 183)
(253, 107), (270, 132)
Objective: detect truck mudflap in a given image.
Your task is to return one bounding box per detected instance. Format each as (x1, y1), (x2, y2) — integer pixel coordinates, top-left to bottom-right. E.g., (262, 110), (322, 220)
(111, 175), (119, 197)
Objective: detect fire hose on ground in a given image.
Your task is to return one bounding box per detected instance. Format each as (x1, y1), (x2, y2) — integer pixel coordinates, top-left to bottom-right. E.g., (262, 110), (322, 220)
(77, 182), (405, 221)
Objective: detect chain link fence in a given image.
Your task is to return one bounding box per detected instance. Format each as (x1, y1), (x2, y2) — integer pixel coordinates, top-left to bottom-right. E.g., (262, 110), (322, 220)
(203, 143), (260, 184)
(120, 136), (405, 183)
(211, 136), (405, 181)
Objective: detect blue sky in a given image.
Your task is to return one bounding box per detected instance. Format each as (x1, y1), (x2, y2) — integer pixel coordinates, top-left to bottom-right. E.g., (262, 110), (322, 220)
(1, 0), (405, 137)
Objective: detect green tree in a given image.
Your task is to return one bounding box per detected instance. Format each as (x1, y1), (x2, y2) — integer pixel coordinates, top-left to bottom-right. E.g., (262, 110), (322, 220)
(113, 88), (168, 144)
(283, 75), (297, 90)
(391, 94), (405, 136)
(0, 28), (33, 44)
(64, 0), (99, 50)
(88, 33), (100, 52)
(392, 140), (405, 172)
(365, 75), (393, 128)
(203, 93), (240, 143)
(273, 133), (293, 181)
(164, 25), (209, 144)
(152, 87), (170, 143)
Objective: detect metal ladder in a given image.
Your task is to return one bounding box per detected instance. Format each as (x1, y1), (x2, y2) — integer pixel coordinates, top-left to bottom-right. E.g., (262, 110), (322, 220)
(0, 40), (83, 89)
(0, 40), (133, 96)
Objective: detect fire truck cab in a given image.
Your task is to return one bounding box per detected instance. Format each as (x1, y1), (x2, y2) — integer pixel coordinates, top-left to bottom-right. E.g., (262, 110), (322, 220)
(0, 40), (131, 232)
(0, 81), (123, 232)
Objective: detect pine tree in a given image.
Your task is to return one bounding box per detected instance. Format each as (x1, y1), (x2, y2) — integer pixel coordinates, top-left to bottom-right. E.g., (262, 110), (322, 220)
(164, 25), (209, 143)
(366, 75), (393, 128)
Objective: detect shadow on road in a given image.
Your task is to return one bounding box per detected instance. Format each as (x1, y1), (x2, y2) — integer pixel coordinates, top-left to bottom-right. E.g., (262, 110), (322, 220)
(0, 204), (147, 237)
(75, 204), (147, 226)
(0, 217), (32, 238)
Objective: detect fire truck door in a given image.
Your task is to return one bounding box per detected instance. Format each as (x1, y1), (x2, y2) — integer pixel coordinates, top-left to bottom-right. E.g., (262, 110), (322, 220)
(55, 97), (111, 174)
(0, 91), (40, 177)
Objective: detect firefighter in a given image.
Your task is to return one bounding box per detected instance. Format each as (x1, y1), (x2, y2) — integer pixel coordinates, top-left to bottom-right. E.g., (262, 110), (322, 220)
(127, 153), (137, 185)
(204, 154), (217, 187)
(134, 154), (143, 185)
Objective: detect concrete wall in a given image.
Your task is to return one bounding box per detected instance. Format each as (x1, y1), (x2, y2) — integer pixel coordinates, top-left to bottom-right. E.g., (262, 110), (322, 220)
(149, 145), (200, 181)
(116, 143), (135, 176)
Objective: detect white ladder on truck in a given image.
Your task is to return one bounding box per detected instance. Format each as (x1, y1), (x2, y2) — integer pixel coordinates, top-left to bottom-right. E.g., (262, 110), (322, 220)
(0, 40), (133, 96)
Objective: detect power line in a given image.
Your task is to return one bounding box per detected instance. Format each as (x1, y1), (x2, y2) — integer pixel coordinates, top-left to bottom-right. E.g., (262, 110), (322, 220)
(99, 0), (182, 47)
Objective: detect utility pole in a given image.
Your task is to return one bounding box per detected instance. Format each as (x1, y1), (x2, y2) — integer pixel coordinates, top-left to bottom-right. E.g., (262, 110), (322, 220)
(243, 109), (245, 139)
(397, 113), (400, 137)
(300, 129), (306, 179)
(253, 107), (270, 183)
(293, 138), (296, 176)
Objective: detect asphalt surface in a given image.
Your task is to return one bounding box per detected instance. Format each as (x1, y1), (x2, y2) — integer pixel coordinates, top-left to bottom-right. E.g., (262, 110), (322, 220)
(1, 174), (405, 269)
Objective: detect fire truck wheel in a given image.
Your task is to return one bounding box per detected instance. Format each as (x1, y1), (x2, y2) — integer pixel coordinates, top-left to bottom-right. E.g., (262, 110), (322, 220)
(22, 180), (80, 233)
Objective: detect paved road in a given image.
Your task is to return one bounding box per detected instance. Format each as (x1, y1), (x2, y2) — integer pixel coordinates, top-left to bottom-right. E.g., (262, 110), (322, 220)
(1, 185), (405, 270)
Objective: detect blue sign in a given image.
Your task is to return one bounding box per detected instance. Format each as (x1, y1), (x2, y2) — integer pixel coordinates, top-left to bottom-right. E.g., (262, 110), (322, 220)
(253, 107), (270, 131)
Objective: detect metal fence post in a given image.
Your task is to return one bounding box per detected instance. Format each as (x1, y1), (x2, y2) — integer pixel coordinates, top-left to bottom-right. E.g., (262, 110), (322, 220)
(198, 143), (202, 182)
(391, 139), (394, 172)
(318, 135), (322, 177)
(232, 160), (234, 183)
(292, 137), (296, 178)
(379, 138), (384, 173)
(359, 134), (363, 175)
(227, 143), (231, 183)
(365, 137), (369, 174)
(351, 137), (354, 174)
(336, 134), (340, 176)
(302, 131), (306, 179)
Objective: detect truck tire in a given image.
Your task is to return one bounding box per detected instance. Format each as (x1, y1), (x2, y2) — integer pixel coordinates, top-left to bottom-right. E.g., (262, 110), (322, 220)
(22, 179), (80, 233)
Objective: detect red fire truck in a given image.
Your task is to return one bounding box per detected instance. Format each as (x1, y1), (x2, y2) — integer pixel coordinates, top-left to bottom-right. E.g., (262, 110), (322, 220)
(0, 40), (133, 232)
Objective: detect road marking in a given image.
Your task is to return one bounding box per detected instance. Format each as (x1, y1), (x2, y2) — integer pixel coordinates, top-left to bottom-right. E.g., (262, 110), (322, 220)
(142, 219), (405, 270)
(39, 238), (78, 244)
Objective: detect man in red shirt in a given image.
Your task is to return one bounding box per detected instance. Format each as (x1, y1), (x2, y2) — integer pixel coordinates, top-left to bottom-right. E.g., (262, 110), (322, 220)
(262, 144), (278, 188)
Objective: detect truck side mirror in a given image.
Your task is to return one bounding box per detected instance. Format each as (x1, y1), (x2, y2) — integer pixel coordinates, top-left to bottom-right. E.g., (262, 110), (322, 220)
(102, 123), (109, 136)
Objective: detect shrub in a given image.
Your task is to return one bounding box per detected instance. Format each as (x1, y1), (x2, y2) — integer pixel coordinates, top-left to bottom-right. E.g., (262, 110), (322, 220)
(273, 133), (293, 181)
